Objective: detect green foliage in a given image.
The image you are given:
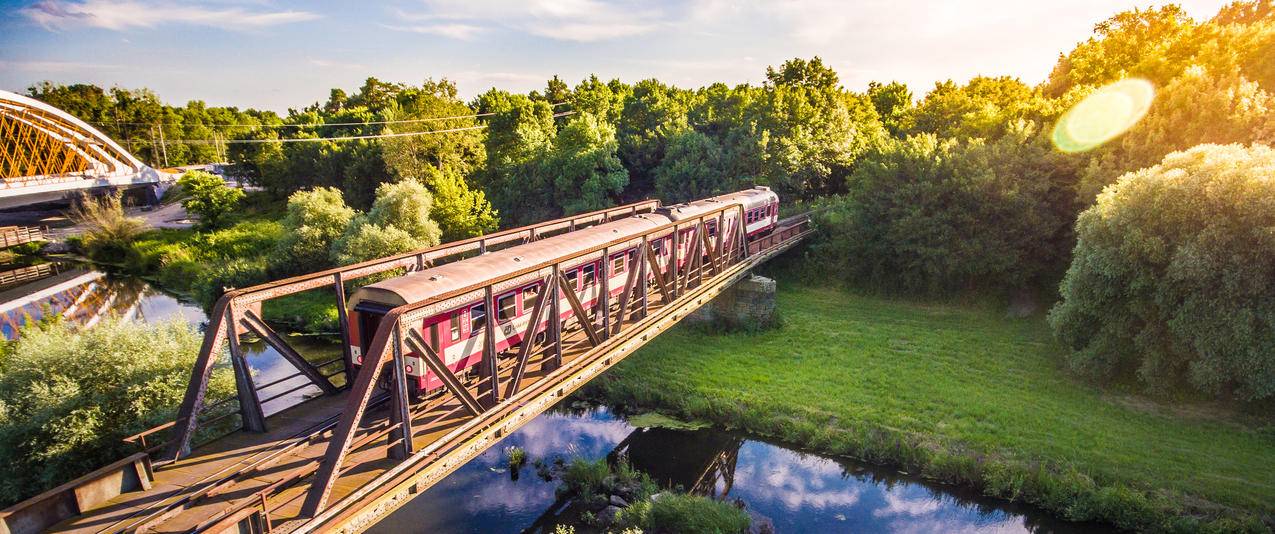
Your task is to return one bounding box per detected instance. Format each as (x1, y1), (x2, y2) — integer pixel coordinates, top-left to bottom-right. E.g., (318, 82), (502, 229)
(908, 76), (1056, 140)
(1044, 5), (1201, 96)
(545, 113), (629, 214)
(177, 171), (245, 229)
(644, 494), (750, 534)
(0, 318), (233, 505)
(67, 193), (149, 265)
(819, 128), (1078, 294)
(1050, 144), (1275, 401)
(273, 187), (356, 275)
(418, 166), (498, 241)
(365, 178), (443, 244)
(654, 130), (737, 203)
(332, 218), (423, 265)
(867, 80), (914, 137)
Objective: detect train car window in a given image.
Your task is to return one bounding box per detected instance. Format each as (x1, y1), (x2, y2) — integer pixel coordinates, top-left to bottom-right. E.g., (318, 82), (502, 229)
(498, 293), (517, 322)
(449, 313), (462, 341)
(612, 255), (625, 275)
(470, 304), (485, 335)
(522, 285), (539, 312)
(429, 323), (440, 349)
(566, 269), (579, 290)
(582, 264), (596, 287)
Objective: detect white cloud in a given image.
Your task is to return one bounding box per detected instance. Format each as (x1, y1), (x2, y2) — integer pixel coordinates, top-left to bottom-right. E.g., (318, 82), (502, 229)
(398, 0), (663, 42)
(308, 58), (365, 70)
(383, 22), (484, 40)
(20, 0), (320, 31)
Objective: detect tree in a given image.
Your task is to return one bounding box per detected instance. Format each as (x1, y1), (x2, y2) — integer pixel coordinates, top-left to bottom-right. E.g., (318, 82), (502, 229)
(273, 187), (356, 274)
(380, 79), (486, 180)
(1044, 5), (1201, 96)
(765, 56), (840, 90)
(572, 75), (625, 124)
(654, 130), (736, 203)
(544, 113), (629, 214)
(866, 81), (913, 137)
(477, 92), (557, 224)
(1050, 143), (1275, 401)
(177, 171), (244, 229)
(819, 128), (1077, 294)
(419, 166), (499, 241)
(908, 76), (1051, 140)
(365, 178), (443, 244)
(617, 79), (690, 197)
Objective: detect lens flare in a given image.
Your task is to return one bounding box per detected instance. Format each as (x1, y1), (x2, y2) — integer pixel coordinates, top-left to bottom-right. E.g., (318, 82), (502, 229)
(1052, 78), (1155, 153)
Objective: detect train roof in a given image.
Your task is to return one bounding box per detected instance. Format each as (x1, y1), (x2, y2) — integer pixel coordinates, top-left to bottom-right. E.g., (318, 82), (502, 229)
(659, 187), (777, 222)
(350, 213), (671, 309)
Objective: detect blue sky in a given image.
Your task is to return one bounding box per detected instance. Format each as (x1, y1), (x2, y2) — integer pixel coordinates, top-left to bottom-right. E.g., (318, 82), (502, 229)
(0, 0), (1231, 112)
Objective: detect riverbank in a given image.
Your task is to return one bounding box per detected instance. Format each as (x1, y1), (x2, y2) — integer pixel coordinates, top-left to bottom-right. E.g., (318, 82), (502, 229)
(587, 281), (1275, 532)
(69, 193), (340, 333)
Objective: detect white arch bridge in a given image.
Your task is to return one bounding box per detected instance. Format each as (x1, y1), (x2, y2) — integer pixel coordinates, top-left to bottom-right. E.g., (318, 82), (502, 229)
(0, 89), (164, 210)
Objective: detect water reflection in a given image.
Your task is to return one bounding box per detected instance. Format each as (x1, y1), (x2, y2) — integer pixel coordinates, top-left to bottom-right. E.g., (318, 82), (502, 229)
(0, 260), (337, 413)
(371, 405), (1107, 533)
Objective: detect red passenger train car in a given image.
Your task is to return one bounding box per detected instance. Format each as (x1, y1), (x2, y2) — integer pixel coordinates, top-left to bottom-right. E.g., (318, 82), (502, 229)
(345, 187), (779, 394)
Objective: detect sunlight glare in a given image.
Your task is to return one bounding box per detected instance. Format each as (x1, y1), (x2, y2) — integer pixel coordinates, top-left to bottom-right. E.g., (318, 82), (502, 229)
(1051, 78), (1155, 153)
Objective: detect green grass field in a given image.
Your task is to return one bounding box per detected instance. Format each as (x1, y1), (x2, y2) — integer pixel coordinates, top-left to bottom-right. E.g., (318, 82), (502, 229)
(590, 282), (1275, 532)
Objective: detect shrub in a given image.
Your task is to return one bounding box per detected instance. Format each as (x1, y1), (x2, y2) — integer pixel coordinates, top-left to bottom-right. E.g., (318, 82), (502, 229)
(1049, 143), (1275, 401)
(420, 166), (499, 242)
(273, 187), (356, 275)
(645, 493), (750, 534)
(331, 219), (424, 266)
(817, 128), (1078, 294)
(366, 178), (443, 244)
(0, 318), (233, 505)
(177, 170), (245, 229)
(67, 193), (148, 264)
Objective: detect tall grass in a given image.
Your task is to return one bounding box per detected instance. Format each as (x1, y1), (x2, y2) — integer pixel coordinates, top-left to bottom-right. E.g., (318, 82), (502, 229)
(67, 193), (148, 264)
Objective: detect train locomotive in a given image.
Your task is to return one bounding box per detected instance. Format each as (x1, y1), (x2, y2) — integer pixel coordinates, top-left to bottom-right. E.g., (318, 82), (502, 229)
(345, 187), (780, 395)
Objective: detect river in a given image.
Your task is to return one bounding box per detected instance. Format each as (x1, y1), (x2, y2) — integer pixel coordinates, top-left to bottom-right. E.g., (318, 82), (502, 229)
(0, 258), (1107, 532)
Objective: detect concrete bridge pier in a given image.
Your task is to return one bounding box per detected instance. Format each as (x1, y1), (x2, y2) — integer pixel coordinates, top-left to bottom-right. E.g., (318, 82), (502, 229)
(688, 273), (778, 331)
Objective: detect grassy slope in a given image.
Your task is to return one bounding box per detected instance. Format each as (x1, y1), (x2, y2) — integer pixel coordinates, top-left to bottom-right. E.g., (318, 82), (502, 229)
(590, 283), (1275, 531)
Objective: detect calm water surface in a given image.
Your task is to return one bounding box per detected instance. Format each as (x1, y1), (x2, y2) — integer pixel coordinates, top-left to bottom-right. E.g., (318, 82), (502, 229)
(370, 405), (1107, 533)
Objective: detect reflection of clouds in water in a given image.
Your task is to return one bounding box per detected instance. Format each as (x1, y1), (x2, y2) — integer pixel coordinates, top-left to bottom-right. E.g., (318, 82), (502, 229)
(733, 442), (862, 511)
(887, 516), (1028, 534)
(459, 469), (558, 514)
(505, 407), (631, 459)
(872, 492), (944, 517)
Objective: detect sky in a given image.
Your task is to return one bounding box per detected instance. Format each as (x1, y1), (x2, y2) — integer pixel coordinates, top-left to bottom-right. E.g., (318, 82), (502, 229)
(0, 0), (1233, 112)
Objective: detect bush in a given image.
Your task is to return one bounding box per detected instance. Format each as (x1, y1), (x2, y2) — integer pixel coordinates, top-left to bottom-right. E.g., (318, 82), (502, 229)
(1050, 143), (1275, 401)
(643, 494), (750, 534)
(272, 187), (356, 275)
(817, 128), (1078, 294)
(192, 257), (270, 309)
(366, 178), (442, 244)
(0, 318), (234, 505)
(67, 193), (148, 264)
(331, 219), (424, 266)
(177, 170), (245, 229)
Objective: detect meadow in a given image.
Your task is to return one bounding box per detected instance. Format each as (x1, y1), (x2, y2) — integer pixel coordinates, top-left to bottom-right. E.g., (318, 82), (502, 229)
(589, 279), (1275, 532)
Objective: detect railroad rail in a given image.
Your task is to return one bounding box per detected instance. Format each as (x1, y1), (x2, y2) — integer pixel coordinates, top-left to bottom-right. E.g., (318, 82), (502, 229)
(14, 204), (810, 534)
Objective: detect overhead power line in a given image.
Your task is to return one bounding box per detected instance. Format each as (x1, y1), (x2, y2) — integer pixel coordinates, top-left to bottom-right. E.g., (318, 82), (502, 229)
(92, 102), (571, 128)
(160, 111), (575, 145)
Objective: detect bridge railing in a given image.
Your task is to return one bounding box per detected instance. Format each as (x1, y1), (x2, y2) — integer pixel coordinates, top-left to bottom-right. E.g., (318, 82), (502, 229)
(147, 200), (661, 462)
(299, 202), (758, 517)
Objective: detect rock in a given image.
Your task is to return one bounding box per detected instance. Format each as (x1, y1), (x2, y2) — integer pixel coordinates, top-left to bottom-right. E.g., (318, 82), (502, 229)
(597, 505), (622, 526)
(609, 494), (629, 508)
(650, 491), (668, 502)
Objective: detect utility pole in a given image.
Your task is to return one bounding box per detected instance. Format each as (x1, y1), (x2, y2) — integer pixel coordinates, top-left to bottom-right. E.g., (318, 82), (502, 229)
(156, 123), (170, 167)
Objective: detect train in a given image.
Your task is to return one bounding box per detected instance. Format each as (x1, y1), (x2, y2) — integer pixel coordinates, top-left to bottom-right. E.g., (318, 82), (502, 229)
(345, 187), (780, 394)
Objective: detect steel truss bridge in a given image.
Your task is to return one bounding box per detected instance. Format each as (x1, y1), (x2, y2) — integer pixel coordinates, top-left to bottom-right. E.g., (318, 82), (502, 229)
(1, 200), (811, 534)
(0, 90), (163, 210)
